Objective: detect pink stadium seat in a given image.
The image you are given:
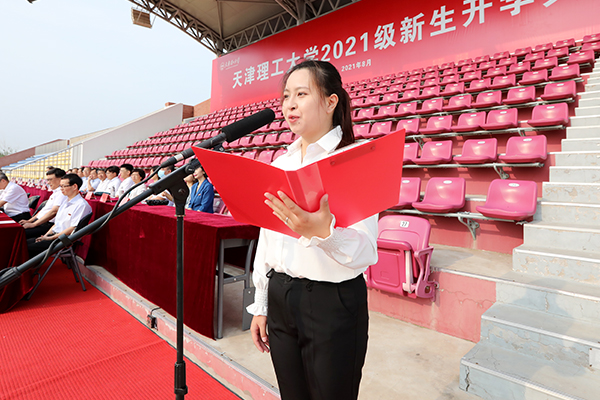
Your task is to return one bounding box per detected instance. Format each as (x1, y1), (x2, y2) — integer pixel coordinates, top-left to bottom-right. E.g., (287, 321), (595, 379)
(547, 47), (569, 59)
(279, 131), (296, 144)
(474, 55), (490, 63)
(273, 148), (287, 161)
(503, 86), (536, 105)
(490, 74), (516, 89)
(583, 33), (600, 43)
(440, 62), (455, 70)
(452, 112), (486, 132)
(508, 61), (531, 74)
(403, 142), (420, 164)
(554, 38), (575, 49)
(532, 57), (558, 71)
(397, 119), (420, 135)
(413, 140), (453, 165)
(395, 178), (421, 208)
(353, 123), (370, 139)
(366, 215), (436, 298)
(499, 135), (547, 163)
(524, 52), (545, 63)
(534, 43), (553, 53)
(420, 115), (453, 134)
(379, 92), (401, 105)
(365, 95), (381, 106)
(549, 64), (580, 81)
(404, 81), (421, 90)
(540, 81), (577, 101)
(402, 89), (420, 101)
(497, 56), (517, 67)
(482, 108), (518, 130)
(477, 60), (496, 70)
(422, 78), (439, 87)
(423, 71), (438, 80)
(581, 41), (600, 53)
(242, 150), (258, 159)
(417, 98), (444, 114)
(228, 139), (242, 149)
(412, 177), (466, 213)
(373, 105), (395, 119)
(460, 64), (476, 74)
(440, 74), (460, 85)
(257, 149), (275, 164)
(441, 82), (464, 96)
(264, 132), (283, 146)
(519, 69), (548, 85)
(527, 103), (569, 127)
(458, 58), (473, 67)
(251, 135), (266, 147)
(485, 66), (507, 78)
(454, 138), (497, 164)
(365, 121), (393, 138)
(514, 46), (532, 57)
(492, 51), (510, 60)
(472, 91), (502, 108)
(466, 78), (491, 93)
(417, 86), (440, 100)
(351, 98), (366, 108)
(239, 136), (253, 148)
(567, 50), (595, 66)
(460, 71), (482, 83)
(476, 179), (538, 221)
(440, 67), (458, 76)
(395, 102), (418, 117)
(443, 95), (472, 111)
(355, 107), (376, 122)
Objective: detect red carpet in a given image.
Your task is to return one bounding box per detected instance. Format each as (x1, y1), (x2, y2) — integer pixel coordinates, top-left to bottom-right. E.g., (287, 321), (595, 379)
(0, 261), (240, 400)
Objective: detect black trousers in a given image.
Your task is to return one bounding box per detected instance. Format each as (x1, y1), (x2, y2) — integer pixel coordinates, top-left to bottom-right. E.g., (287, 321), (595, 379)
(25, 222), (53, 239)
(27, 237), (53, 258)
(268, 271), (369, 400)
(11, 212), (31, 223)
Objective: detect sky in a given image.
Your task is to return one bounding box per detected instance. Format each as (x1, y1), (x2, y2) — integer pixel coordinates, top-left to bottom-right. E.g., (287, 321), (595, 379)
(0, 0), (216, 153)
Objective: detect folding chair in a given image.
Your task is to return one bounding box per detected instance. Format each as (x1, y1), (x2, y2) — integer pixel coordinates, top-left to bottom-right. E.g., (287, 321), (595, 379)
(499, 135), (547, 163)
(476, 180), (538, 221)
(454, 138), (497, 164)
(412, 177), (466, 213)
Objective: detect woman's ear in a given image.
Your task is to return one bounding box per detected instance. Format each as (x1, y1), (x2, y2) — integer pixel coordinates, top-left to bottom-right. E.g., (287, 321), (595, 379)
(326, 93), (339, 114)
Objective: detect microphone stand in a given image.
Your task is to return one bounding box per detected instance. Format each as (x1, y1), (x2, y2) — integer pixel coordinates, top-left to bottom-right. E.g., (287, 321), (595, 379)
(1, 157), (202, 399)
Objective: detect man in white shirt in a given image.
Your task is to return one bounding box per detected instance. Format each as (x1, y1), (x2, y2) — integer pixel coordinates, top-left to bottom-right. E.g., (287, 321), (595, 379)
(95, 169), (109, 194)
(20, 168), (67, 239)
(0, 173), (31, 222)
(104, 166), (121, 198)
(80, 167), (91, 193)
(117, 163), (134, 198)
(85, 169), (101, 193)
(27, 173), (92, 258)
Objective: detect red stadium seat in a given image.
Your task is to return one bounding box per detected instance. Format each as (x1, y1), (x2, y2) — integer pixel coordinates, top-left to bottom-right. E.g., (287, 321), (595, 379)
(454, 138), (497, 164)
(279, 131), (296, 144)
(491, 51), (510, 60)
(394, 102), (418, 117)
(503, 86), (536, 105)
(550, 64), (581, 81)
(264, 132), (283, 146)
(422, 78), (439, 87)
(366, 215), (435, 298)
(472, 91), (502, 108)
(417, 86), (440, 100)
(474, 55), (490, 63)
(583, 33), (600, 43)
(534, 43), (553, 53)
(452, 112), (486, 132)
(460, 70), (482, 83)
(440, 62), (455, 70)
(242, 150), (258, 160)
(524, 52), (545, 63)
(466, 78), (491, 93)
(440, 67), (458, 76)
(490, 74), (516, 89)
(581, 41), (600, 53)
(514, 46), (532, 57)
(440, 74), (460, 85)
(477, 60), (496, 71)
(379, 92), (401, 105)
(443, 95), (472, 111)
(397, 119), (420, 135)
(404, 81), (421, 90)
(509, 62), (532, 75)
(484, 66), (507, 78)
(532, 57), (558, 71)
(441, 82), (464, 96)
(497, 57), (517, 67)
(476, 179), (538, 221)
(403, 142), (420, 164)
(355, 107), (376, 122)
(499, 135), (547, 163)
(257, 149), (275, 164)
(546, 47), (569, 59)
(568, 50), (595, 66)
(402, 89), (420, 101)
(239, 136), (253, 148)
(413, 140), (453, 165)
(540, 81), (577, 101)
(527, 103), (569, 127)
(353, 123), (370, 139)
(365, 121), (393, 138)
(412, 177), (466, 213)
(373, 105), (397, 119)
(420, 115), (453, 134)
(519, 69), (548, 85)
(554, 38), (575, 48)
(395, 178), (421, 209)
(482, 108), (518, 130)
(273, 148), (287, 161)
(417, 98), (444, 114)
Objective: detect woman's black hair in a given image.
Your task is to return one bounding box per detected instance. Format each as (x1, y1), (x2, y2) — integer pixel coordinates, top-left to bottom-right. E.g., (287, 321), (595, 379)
(281, 59), (355, 150)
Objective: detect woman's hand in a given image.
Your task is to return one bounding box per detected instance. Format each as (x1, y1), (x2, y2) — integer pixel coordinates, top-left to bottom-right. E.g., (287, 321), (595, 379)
(250, 315), (269, 353)
(265, 191), (333, 239)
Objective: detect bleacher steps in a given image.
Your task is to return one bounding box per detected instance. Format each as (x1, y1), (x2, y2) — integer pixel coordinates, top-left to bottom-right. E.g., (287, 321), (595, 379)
(460, 342), (599, 400)
(523, 221), (600, 253)
(553, 151), (600, 166)
(575, 106), (600, 116)
(561, 138), (600, 152)
(535, 200), (600, 226)
(565, 125), (600, 139)
(513, 245), (600, 285)
(543, 182), (600, 204)
(549, 165), (600, 183)
(570, 115), (600, 127)
(578, 97), (600, 108)
(579, 89), (600, 100)
(586, 82), (600, 92)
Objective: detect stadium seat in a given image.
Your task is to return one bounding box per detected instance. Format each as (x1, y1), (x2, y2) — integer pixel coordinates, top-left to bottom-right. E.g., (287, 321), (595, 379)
(452, 112), (486, 132)
(395, 178), (421, 208)
(540, 81), (577, 101)
(405, 81), (421, 90)
(490, 74), (516, 89)
(482, 108), (518, 130)
(279, 131), (295, 144)
(239, 136), (253, 148)
(474, 55), (490, 63)
(549, 64), (580, 80)
(503, 86), (536, 105)
(440, 62), (455, 70)
(499, 135), (547, 163)
(366, 215), (436, 298)
(417, 98), (444, 114)
(497, 56), (517, 67)
(532, 57), (558, 71)
(476, 179), (538, 221)
(491, 51), (510, 60)
(365, 121), (393, 138)
(355, 107), (376, 122)
(514, 47), (532, 57)
(508, 61), (531, 74)
(567, 50), (595, 66)
(417, 86), (440, 100)
(440, 67), (458, 76)
(547, 47), (569, 59)
(527, 103), (569, 126)
(472, 91), (503, 108)
(422, 78), (439, 87)
(460, 70), (482, 82)
(534, 42), (553, 53)
(402, 89), (420, 101)
(353, 123), (370, 139)
(443, 94), (472, 111)
(264, 132), (283, 146)
(466, 78), (491, 93)
(379, 92), (401, 105)
(403, 142), (420, 164)
(441, 82), (464, 96)
(454, 138), (498, 164)
(413, 140), (453, 165)
(524, 52), (545, 63)
(583, 33), (600, 43)
(519, 69), (548, 85)
(554, 38), (575, 48)
(351, 98), (366, 108)
(477, 60), (496, 70)
(441, 74), (460, 85)
(581, 41), (600, 53)
(395, 102), (418, 117)
(397, 119), (420, 135)
(484, 66), (507, 78)
(257, 149), (275, 164)
(412, 177), (466, 213)
(273, 148), (287, 161)
(420, 115), (453, 134)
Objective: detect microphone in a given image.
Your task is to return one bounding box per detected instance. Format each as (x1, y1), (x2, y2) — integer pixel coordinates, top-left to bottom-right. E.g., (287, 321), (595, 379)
(159, 108), (275, 168)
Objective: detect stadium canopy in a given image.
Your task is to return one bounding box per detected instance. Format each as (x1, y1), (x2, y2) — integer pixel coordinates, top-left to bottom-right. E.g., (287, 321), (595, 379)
(128, 0), (357, 55)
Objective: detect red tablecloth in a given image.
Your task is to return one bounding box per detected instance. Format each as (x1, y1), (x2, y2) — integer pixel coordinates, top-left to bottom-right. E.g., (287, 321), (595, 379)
(0, 213), (32, 313)
(86, 200), (260, 339)
(21, 186), (52, 207)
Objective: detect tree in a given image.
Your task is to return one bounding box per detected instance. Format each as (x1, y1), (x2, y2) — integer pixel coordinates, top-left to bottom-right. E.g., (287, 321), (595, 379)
(0, 139), (16, 157)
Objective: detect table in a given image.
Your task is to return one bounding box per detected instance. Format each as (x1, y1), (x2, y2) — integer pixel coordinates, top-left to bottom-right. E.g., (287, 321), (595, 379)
(20, 186), (52, 208)
(0, 213), (32, 313)
(86, 200), (260, 339)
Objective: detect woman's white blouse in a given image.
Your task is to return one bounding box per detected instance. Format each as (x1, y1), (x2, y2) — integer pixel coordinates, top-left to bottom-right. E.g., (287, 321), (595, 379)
(247, 126), (378, 316)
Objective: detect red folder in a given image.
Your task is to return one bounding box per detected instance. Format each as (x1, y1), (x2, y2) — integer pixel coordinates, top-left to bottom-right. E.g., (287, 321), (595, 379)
(193, 129), (405, 237)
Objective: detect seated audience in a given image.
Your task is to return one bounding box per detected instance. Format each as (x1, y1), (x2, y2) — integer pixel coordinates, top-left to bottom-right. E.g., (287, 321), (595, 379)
(147, 165), (175, 205)
(0, 173), (31, 222)
(184, 173), (198, 208)
(20, 168), (67, 239)
(27, 173), (92, 258)
(95, 169), (108, 194)
(117, 163), (134, 198)
(104, 166), (121, 198)
(85, 169), (101, 193)
(124, 168), (147, 200)
(187, 165), (214, 213)
(80, 167), (91, 192)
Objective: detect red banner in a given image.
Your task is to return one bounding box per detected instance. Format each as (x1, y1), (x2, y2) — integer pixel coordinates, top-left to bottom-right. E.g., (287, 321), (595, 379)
(211, 0), (600, 110)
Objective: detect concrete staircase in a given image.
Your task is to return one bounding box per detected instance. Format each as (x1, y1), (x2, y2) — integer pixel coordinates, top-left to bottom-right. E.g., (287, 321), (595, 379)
(459, 63), (600, 399)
